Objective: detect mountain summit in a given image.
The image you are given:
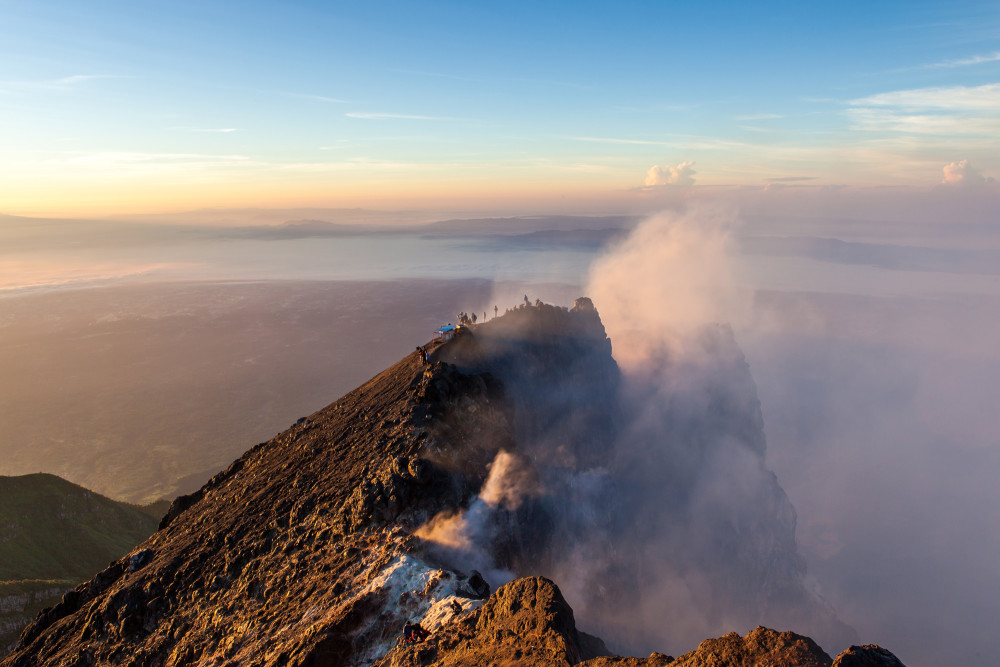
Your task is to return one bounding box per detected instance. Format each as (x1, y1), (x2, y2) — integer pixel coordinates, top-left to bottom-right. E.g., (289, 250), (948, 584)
(4, 299), (899, 666)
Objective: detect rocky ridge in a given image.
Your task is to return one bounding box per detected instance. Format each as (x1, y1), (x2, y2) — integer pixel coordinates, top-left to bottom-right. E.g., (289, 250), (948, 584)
(2, 300), (905, 666)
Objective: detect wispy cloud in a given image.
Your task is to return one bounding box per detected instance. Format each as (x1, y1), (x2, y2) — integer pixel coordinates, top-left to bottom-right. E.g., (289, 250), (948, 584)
(509, 76), (592, 91)
(345, 111), (453, 120)
(388, 68), (590, 90)
(733, 113), (783, 121)
(846, 108), (1000, 135)
(569, 136), (674, 146)
(0, 74), (129, 95)
(921, 51), (1000, 69)
(850, 83), (1000, 110)
(169, 127), (240, 133)
(286, 92), (347, 104)
(847, 83), (1000, 137)
(568, 134), (760, 152)
(32, 151), (260, 177)
(766, 176), (818, 182)
(389, 68), (480, 83)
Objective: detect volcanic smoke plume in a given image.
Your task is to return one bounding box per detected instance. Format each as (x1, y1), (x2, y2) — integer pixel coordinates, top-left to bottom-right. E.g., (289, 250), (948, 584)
(428, 207), (855, 656)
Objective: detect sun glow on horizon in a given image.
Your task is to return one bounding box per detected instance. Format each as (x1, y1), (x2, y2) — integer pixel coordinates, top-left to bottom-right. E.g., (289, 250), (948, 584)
(1, 2), (997, 218)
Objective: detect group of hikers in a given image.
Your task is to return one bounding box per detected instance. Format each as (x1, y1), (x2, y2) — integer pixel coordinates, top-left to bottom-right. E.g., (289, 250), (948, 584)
(458, 303), (504, 328)
(415, 345), (431, 364)
(400, 600), (463, 646)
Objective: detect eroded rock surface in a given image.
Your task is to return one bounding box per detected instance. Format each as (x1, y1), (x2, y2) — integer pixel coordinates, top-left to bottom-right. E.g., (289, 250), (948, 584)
(374, 577), (609, 667)
(833, 644), (907, 667)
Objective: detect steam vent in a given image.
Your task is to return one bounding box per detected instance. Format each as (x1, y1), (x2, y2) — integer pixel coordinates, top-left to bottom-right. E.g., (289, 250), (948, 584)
(3, 300), (905, 666)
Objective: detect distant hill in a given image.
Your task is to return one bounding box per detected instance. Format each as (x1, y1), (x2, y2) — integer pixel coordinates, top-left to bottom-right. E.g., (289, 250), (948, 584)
(421, 214), (639, 235)
(0, 473), (158, 582)
(0, 473), (160, 651)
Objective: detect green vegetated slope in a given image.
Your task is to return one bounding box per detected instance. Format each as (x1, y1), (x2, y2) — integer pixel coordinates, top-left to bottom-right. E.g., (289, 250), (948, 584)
(0, 473), (160, 652)
(0, 473), (159, 581)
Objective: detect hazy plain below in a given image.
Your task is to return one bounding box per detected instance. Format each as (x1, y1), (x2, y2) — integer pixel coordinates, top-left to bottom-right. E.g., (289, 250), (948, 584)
(2, 208), (998, 665)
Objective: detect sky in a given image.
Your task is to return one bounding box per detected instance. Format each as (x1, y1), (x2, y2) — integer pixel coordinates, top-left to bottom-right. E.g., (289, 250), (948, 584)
(2, 3), (998, 662)
(1, 0), (999, 216)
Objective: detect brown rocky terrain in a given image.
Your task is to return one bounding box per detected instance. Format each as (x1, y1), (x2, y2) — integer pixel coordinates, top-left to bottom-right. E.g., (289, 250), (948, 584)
(2, 300), (906, 666)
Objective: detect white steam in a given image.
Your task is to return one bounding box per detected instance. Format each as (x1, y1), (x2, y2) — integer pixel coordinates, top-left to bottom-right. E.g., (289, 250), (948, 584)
(572, 205), (850, 654)
(415, 451), (538, 586)
(587, 205), (745, 366)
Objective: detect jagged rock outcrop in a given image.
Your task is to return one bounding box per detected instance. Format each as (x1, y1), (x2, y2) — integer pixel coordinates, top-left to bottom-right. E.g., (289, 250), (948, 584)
(667, 626), (831, 666)
(832, 644), (906, 667)
(374, 577), (609, 667)
(2, 300), (900, 666)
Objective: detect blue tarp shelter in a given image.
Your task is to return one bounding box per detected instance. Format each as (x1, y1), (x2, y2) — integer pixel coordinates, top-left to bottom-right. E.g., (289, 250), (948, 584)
(434, 324), (458, 340)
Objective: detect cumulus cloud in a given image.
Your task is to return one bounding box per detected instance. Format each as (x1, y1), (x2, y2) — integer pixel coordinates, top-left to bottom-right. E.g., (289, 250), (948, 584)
(941, 160), (992, 186)
(644, 161), (696, 187)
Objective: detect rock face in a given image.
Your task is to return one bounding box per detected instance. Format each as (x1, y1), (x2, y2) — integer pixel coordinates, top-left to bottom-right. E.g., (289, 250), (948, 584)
(374, 577), (609, 667)
(668, 626), (831, 666)
(5, 343), (512, 666)
(2, 300), (902, 666)
(832, 644), (907, 667)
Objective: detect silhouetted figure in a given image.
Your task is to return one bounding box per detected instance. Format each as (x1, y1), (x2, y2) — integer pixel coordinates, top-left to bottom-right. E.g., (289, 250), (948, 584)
(524, 294), (530, 306)
(494, 305), (498, 319)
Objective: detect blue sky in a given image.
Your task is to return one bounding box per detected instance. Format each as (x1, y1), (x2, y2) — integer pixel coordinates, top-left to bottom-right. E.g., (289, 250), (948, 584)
(1, 0), (998, 215)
